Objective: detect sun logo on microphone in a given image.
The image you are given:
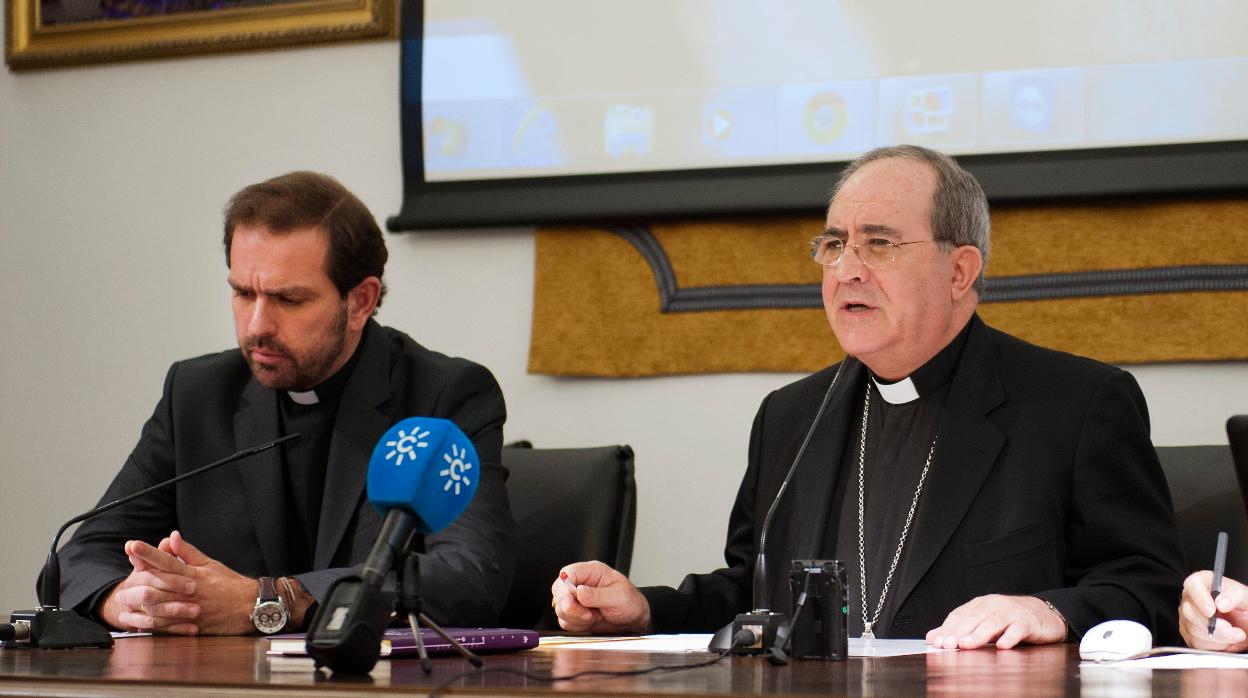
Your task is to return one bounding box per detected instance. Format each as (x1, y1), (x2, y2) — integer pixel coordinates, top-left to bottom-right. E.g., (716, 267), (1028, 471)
(440, 444), (474, 496)
(384, 428), (429, 466)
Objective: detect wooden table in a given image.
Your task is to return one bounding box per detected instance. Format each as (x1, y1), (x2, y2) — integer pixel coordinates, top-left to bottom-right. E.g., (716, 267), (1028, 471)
(2, 636), (1246, 697)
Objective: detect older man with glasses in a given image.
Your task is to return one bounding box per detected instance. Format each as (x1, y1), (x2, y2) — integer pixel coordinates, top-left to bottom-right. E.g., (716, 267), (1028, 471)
(552, 144), (1186, 649)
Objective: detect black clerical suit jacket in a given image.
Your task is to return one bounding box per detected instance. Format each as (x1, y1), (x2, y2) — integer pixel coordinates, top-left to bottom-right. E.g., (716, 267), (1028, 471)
(643, 316), (1186, 642)
(55, 320), (514, 626)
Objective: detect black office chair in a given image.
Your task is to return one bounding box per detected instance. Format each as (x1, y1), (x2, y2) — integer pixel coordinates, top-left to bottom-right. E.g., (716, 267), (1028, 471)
(498, 444), (637, 630)
(1156, 445), (1248, 582)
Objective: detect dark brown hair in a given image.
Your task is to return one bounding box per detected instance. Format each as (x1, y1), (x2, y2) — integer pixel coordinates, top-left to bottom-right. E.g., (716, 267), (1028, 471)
(223, 171), (388, 310)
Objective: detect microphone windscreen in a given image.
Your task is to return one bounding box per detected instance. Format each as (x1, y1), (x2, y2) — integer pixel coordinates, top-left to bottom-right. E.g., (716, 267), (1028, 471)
(366, 417), (479, 533)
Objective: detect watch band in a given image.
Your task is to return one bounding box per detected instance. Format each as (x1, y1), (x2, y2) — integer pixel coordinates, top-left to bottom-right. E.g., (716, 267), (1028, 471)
(258, 577), (279, 603)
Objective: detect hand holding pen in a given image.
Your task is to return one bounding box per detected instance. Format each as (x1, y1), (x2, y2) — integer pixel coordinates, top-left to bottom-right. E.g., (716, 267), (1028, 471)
(1178, 532), (1248, 652)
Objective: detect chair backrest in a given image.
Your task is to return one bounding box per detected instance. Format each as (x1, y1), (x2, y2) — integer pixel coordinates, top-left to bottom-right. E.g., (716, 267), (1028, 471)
(499, 444), (636, 630)
(1229, 415), (1248, 516)
(1156, 445), (1248, 581)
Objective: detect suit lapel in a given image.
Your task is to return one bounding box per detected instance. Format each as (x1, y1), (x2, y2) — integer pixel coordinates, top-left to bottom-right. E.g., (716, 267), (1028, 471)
(234, 378), (290, 575)
(314, 322), (393, 568)
(890, 319), (1006, 611)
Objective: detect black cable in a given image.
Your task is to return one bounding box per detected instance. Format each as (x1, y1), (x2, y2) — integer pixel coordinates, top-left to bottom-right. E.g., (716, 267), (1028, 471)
(767, 570), (813, 665)
(427, 634), (751, 698)
(784, 571), (814, 651)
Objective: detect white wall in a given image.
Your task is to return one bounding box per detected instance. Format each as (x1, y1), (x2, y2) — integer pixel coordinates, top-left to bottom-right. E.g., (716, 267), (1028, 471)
(1, 28), (1244, 615)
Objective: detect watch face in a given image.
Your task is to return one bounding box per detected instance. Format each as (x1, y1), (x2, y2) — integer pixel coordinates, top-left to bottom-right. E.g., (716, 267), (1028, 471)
(252, 600), (288, 635)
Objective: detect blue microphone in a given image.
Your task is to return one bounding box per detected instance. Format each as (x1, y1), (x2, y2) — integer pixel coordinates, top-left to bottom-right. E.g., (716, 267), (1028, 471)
(306, 418), (480, 673)
(368, 417), (479, 533)
(358, 418), (478, 587)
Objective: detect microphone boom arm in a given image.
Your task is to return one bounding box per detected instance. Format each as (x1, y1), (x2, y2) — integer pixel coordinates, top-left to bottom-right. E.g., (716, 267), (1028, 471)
(729, 360), (849, 657)
(38, 433), (299, 610)
(752, 360), (847, 612)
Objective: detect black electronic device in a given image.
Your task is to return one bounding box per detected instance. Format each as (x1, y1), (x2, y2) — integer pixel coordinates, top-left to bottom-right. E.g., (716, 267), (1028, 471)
(0, 434), (299, 650)
(728, 611), (784, 656)
(787, 560), (848, 661)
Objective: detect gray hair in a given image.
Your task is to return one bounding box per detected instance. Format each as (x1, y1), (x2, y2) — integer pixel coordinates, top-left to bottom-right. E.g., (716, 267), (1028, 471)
(829, 145), (990, 294)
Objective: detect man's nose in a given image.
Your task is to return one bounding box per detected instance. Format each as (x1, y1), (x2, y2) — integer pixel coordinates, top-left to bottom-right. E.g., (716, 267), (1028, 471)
(247, 298), (277, 336)
(831, 244), (871, 283)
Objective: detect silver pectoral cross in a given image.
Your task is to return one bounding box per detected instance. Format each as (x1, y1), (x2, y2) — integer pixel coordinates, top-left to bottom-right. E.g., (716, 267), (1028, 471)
(861, 622), (875, 641)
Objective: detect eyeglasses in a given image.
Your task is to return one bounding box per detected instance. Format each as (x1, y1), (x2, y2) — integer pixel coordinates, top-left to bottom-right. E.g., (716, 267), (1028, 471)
(809, 235), (934, 268)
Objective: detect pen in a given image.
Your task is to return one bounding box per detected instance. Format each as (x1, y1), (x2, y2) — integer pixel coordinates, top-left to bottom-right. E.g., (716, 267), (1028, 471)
(1208, 531), (1228, 637)
(559, 571), (578, 595)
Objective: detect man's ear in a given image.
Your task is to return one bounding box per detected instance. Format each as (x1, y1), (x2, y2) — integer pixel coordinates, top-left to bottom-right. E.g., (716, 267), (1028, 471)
(346, 276), (382, 330)
(950, 246), (983, 301)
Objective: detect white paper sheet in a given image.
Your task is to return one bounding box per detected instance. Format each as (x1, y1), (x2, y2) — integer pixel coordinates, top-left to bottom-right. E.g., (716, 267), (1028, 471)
(540, 634), (942, 657)
(851, 638), (945, 657)
(540, 634), (712, 652)
(1081, 652), (1248, 670)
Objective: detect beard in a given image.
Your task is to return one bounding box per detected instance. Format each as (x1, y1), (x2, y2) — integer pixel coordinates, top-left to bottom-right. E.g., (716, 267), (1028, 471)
(241, 303), (349, 391)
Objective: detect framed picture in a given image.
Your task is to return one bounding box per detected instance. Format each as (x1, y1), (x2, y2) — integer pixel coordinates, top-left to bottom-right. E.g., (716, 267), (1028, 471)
(6, 0), (395, 70)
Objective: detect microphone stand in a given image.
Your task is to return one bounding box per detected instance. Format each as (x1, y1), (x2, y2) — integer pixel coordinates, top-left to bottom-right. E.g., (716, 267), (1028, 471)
(729, 360), (847, 656)
(2, 434), (299, 649)
(305, 516), (482, 675)
(394, 550), (482, 674)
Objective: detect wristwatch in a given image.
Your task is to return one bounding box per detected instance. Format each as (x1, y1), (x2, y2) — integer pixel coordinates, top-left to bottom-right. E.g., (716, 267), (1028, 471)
(250, 577), (288, 635)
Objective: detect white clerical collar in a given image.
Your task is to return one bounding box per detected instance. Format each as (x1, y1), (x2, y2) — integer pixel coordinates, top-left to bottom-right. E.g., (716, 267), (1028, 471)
(871, 376), (919, 405)
(286, 389), (320, 406)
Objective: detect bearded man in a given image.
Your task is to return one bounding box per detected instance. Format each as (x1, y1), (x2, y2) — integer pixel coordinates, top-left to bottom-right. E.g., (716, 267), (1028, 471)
(54, 171), (513, 635)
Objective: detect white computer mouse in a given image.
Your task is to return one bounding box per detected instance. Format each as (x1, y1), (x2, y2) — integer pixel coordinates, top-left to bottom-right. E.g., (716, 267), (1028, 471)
(1079, 620), (1153, 661)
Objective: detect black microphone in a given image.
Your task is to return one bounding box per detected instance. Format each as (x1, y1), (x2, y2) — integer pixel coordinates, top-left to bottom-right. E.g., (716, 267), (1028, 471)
(728, 359), (850, 655)
(1, 433), (298, 649)
(305, 417), (481, 674)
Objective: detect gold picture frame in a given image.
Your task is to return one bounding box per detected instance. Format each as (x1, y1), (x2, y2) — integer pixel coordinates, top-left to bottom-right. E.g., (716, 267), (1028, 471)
(6, 0), (395, 71)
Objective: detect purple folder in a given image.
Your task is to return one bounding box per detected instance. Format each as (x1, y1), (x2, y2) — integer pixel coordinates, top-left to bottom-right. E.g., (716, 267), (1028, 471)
(268, 627), (540, 658)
